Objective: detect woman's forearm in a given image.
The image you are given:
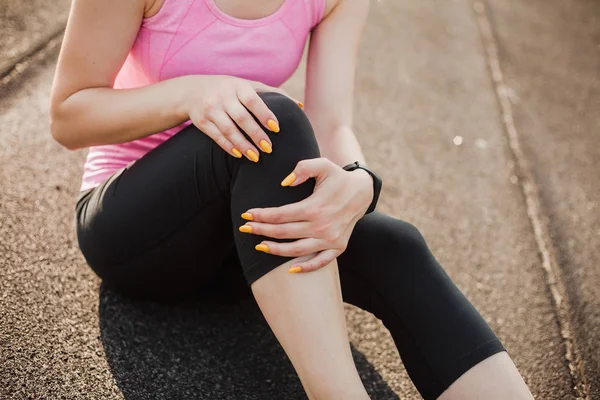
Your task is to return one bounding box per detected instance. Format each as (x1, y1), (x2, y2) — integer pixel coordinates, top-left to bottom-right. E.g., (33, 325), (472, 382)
(50, 75), (196, 150)
(312, 124), (366, 167)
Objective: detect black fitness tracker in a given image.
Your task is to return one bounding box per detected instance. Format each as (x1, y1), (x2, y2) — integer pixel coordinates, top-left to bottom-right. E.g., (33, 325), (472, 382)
(342, 161), (382, 214)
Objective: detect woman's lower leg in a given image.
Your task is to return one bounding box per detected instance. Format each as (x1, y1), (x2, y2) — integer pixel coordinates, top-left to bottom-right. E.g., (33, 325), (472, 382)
(337, 212), (532, 399)
(438, 352), (532, 400)
(250, 257), (369, 400)
(227, 92), (367, 397)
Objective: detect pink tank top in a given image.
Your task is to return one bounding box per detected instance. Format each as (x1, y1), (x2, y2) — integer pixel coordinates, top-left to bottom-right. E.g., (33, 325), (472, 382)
(80, 0), (326, 191)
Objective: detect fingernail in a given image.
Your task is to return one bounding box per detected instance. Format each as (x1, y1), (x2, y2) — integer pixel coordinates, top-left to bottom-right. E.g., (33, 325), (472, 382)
(232, 148), (242, 158)
(297, 102), (304, 109)
(288, 266), (302, 274)
(281, 172), (296, 187)
(267, 119), (280, 133)
(241, 212), (253, 221)
(239, 225), (252, 233)
(259, 140), (272, 154)
(255, 243), (269, 253)
(246, 149), (259, 162)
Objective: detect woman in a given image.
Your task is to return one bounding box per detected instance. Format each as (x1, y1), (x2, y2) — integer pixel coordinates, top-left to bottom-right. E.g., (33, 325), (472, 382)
(50, 0), (533, 398)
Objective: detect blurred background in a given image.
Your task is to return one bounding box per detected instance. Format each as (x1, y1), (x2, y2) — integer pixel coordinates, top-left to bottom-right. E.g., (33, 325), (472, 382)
(1, 0), (598, 398)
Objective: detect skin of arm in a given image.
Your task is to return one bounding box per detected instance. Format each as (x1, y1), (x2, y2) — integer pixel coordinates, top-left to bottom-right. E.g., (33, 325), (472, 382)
(50, 0), (368, 155)
(304, 0), (370, 168)
(49, 0), (190, 149)
(49, 0), (286, 156)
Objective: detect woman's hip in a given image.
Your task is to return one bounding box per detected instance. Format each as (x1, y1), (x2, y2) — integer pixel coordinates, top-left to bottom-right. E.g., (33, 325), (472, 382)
(74, 126), (235, 286)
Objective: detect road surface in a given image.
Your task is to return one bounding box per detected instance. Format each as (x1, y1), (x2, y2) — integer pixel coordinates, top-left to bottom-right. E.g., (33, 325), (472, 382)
(1, 0), (597, 398)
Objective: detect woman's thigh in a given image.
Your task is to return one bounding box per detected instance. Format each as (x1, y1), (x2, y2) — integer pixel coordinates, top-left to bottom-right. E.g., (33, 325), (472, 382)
(75, 125), (237, 298)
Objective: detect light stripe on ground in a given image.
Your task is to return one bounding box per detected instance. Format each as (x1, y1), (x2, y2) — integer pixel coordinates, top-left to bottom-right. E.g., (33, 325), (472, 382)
(472, 2), (590, 399)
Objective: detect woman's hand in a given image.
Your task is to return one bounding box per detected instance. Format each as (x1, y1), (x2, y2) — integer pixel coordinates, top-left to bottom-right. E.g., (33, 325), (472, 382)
(184, 76), (302, 162)
(239, 158), (374, 273)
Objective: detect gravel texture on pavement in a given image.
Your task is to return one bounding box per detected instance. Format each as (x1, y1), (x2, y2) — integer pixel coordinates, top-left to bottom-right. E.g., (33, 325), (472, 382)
(0, 0), (69, 76)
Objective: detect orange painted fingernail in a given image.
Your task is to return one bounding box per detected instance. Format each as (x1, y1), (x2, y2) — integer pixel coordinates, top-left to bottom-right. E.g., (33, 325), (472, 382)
(246, 149), (259, 162)
(288, 266), (302, 273)
(267, 119), (280, 133)
(241, 212), (253, 221)
(232, 148), (242, 158)
(255, 243), (269, 253)
(239, 225), (252, 233)
(259, 140), (272, 153)
(281, 172), (296, 187)
(297, 102), (304, 109)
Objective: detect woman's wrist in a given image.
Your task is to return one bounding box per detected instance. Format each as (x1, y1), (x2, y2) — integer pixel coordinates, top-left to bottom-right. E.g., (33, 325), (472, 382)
(173, 76), (191, 121)
(347, 168), (374, 212)
(176, 75), (235, 119)
(174, 75), (209, 121)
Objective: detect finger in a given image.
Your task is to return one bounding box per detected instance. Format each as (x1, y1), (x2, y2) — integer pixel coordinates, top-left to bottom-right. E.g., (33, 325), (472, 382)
(237, 86), (281, 133)
(194, 118), (240, 158)
(245, 200), (311, 224)
(289, 249), (340, 273)
(249, 82), (304, 110)
(238, 221), (313, 239)
(256, 238), (325, 257)
(225, 100), (272, 153)
(281, 158), (333, 187)
(209, 111), (260, 162)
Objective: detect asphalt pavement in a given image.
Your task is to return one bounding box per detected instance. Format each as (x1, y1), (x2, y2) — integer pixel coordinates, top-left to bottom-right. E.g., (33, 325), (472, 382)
(484, 0), (600, 395)
(1, 0), (598, 399)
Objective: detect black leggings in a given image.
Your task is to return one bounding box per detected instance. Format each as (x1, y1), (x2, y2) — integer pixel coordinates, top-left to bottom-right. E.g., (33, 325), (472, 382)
(75, 92), (504, 399)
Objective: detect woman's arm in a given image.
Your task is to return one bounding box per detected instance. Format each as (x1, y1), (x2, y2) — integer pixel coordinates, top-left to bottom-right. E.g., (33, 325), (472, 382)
(50, 0), (288, 161)
(49, 0), (187, 149)
(304, 0), (370, 167)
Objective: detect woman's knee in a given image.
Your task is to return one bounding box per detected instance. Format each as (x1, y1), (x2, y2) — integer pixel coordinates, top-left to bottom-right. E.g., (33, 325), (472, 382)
(258, 92), (320, 164)
(351, 213), (433, 262)
(258, 92), (308, 129)
(231, 93), (321, 285)
(391, 220), (432, 261)
(339, 213), (443, 290)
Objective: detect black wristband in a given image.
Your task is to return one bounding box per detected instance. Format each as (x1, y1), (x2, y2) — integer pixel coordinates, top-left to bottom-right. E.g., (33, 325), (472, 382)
(342, 161), (382, 214)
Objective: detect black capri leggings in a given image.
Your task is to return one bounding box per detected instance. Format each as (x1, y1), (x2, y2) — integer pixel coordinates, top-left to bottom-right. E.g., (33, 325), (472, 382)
(75, 92), (504, 399)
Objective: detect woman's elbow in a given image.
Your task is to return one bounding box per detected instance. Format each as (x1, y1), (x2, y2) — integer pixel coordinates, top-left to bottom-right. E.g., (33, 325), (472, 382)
(49, 105), (79, 151)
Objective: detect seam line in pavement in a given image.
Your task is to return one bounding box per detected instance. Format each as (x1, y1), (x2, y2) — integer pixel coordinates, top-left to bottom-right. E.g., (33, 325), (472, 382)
(0, 28), (65, 90)
(472, 2), (590, 399)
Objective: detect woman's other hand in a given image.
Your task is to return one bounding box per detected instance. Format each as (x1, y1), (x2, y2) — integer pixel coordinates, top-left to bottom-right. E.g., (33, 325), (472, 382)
(184, 76), (301, 162)
(240, 157), (374, 273)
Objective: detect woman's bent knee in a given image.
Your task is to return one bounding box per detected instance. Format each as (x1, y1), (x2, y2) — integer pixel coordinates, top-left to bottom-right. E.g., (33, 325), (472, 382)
(258, 92), (307, 127)
(258, 92), (320, 163)
(349, 213), (433, 263)
(232, 93), (320, 285)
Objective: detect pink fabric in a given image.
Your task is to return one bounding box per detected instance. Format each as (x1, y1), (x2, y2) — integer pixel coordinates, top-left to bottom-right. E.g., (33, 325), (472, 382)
(80, 0), (326, 191)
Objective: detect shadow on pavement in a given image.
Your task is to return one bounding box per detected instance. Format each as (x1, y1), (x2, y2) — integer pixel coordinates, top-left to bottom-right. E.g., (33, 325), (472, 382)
(98, 280), (400, 400)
